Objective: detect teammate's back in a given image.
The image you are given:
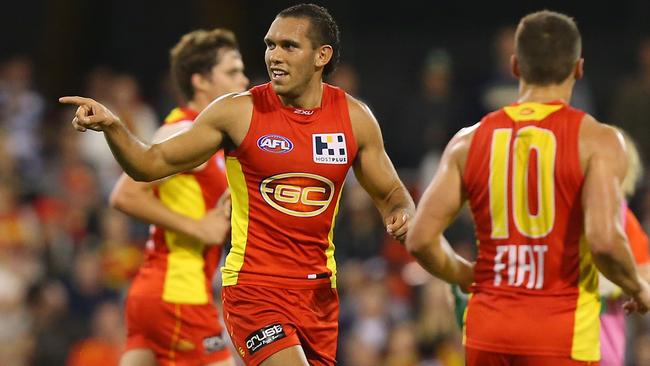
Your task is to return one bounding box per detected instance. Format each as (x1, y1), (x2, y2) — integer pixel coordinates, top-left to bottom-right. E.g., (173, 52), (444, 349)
(464, 100), (598, 359)
(406, 9), (650, 366)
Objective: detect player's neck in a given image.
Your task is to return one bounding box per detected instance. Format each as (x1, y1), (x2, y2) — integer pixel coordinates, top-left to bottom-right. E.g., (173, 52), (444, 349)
(188, 92), (217, 112)
(277, 78), (324, 109)
(517, 79), (574, 105)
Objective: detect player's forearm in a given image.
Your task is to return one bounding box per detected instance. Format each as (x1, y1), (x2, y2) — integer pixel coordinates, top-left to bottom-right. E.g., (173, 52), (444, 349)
(378, 184), (415, 220)
(103, 122), (170, 182)
(408, 235), (474, 288)
(591, 235), (643, 297)
(110, 187), (202, 240)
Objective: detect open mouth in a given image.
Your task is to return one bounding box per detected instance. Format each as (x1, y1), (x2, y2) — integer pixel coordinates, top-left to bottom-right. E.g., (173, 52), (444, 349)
(270, 69), (288, 82)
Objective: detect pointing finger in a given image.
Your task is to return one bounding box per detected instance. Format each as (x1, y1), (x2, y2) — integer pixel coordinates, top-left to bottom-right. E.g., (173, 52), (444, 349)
(59, 96), (95, 106)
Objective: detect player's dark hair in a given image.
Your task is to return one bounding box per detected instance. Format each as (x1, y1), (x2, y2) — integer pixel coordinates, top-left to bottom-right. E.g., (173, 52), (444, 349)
(170, 28), (239, 102)
(277, 3), (340, 76)
(515, 10), (581, 85)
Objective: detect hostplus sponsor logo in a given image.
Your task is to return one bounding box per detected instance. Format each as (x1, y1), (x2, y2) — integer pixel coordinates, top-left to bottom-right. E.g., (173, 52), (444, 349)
(257, 134), (293, 154)
(313, 133), (347, 164)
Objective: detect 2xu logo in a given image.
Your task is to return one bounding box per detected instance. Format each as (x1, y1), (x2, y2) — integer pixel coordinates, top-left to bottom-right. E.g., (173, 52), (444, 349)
(260, 173), (334, 217)
(257, 134), (293, 153)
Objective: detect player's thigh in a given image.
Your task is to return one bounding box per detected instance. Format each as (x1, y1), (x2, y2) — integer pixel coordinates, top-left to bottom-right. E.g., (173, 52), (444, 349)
(120, 348), (158, 366)
(259, 345), (310, 366)
(204, 356), (236, 366)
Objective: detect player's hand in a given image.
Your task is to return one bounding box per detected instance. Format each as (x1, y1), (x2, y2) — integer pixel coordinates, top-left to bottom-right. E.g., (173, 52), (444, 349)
(385, 208), (411, 243)
(194, 190), (231, 245)
(59, 96), (120, 132)
(624, 280), (650, 315)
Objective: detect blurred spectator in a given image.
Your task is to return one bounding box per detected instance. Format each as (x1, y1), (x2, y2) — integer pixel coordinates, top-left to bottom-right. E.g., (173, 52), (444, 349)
(0, 262), (32, 366)
(328, 62), (361, 97)
(395, 48), (457, 170)
(334, 176), (384, 261)
(97, 209), (142, 290)
(610, 36), (650, 166)
(66, 301), (124, 366)
(478, 26), (519, 114)
(632, 333), (650, 366)
(78, 72), (159, 197)
(29, 280), (80, 366)
(64, 249), (119, 325)
(383, 321), (420, 366)
(0, 56), (45, 193)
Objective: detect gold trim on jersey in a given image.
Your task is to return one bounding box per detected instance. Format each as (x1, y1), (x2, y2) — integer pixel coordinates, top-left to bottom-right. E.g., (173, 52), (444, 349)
(504, 102), (563, 122)
(222, 157), (250, 286)
(326, 189), (344, 288)
(571, 235), (601, 361)
(159, 175), (208, 304)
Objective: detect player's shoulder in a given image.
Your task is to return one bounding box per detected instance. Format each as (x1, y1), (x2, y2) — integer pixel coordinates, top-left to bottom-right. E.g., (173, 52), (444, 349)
(448, 122), (480, 152)
(201, 91), (254, 125)
(344, 93), (374, 122)
(579, 114), (625, 151)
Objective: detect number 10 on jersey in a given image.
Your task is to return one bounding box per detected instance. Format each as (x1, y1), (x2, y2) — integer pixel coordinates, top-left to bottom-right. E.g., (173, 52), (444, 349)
(489, 126), (557, 239)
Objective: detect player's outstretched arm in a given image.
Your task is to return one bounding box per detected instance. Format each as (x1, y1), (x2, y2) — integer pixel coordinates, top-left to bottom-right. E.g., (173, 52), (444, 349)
(348, 97), (415, 243)
(59, 95), (240, 181)
(405, 127), (475, 289)
(581, 118), (650, 313)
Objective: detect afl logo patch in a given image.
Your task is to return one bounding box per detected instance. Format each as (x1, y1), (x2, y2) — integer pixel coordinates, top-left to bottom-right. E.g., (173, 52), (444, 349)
(257, 134), (293, 153)
(260, 173), (334, 217)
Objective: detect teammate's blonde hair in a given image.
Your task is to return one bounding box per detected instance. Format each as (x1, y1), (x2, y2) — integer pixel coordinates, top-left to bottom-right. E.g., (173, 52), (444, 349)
(615, 126), (643, 197)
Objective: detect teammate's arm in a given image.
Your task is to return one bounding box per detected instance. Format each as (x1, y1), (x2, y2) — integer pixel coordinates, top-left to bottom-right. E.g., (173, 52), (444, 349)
(109, 177), (231, 245)
(581, 119), (650, 311)
(59, 94), (244, 181)
(348, 96), (415, 242)
(405, 127), (475, 289)
(108, 123), (231, 246)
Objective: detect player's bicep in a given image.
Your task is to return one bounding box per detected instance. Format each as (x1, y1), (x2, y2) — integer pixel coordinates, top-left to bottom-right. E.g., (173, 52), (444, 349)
(155, 110), (225, 174)
(351, 104), (403, 203)
(582, 126), (627, 248)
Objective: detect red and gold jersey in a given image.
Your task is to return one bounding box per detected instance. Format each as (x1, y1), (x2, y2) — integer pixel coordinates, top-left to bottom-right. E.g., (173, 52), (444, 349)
(462, 101), (600, 361)
(625, 207), (650, 265)
(221, 83), (357, 289)
(128, 107), (228, 305)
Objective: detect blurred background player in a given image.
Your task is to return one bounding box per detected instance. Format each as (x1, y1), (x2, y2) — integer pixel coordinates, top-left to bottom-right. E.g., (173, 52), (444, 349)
(406, 10), (650, 366)
(61, 3), (414, 365)
(599, 128), (650, 366)
(109, 28), (249, 366)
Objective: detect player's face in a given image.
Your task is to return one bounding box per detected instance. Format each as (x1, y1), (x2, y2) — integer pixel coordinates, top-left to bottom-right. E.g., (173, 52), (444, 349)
(203, 49), (249, 100)
(264, 17), (319, 97)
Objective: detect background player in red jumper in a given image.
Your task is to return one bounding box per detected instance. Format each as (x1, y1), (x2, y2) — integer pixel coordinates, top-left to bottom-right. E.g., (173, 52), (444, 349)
(406, 10), (650, 366)
(109, 28), (248, 366)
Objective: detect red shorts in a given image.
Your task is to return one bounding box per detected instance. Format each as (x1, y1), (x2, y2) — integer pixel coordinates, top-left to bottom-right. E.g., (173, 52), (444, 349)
(466, 347), (599, 366)
(125, 294), (231, 366)
(222, 285), (338, 366)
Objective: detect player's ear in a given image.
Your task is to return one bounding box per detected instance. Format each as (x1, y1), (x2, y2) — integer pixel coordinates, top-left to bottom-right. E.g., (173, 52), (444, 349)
(315, 45), (333, 69)
(510, 54), (521, 79)
(191, 73), (207, 93)
(574, 58), (584, 81)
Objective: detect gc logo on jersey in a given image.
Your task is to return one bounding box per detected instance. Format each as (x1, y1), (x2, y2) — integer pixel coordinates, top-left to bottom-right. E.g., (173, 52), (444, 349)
(313, 133), (347, 164)
(260, 173), (334, 217)
(257, 134), (294, 154)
